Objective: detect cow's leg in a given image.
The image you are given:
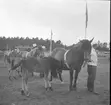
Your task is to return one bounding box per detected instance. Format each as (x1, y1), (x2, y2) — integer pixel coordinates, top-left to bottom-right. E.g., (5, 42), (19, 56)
(69, 70), (74, 91)
(72, 69), (80, 90)
(47, 71), (53, 91)
(24, 71), (30, 96)
(21, 76), (25, 95)
(44, 73), (49, 91)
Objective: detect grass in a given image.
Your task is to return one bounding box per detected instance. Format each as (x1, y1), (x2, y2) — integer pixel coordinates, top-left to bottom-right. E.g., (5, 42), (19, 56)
(0, 56), (110, 105)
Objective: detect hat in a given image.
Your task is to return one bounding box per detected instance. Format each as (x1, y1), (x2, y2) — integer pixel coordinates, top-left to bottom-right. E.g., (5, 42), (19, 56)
(42, 46), (46, 49)
(32, 44), (37, 48)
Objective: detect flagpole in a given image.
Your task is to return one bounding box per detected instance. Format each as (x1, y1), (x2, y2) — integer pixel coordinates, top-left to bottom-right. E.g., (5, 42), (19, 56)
(50, 29), (53, 55)
(85, 23), (87, 39)
(85, 0), (88, 39)
(6, 44), (8, 50)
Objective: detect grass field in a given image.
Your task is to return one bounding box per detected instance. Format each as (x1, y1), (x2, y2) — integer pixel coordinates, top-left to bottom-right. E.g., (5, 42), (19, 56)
(0, 55), (110, 105)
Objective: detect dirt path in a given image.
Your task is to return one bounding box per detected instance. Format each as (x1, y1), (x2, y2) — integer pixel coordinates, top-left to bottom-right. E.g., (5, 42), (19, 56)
(0, 57), (110, 105)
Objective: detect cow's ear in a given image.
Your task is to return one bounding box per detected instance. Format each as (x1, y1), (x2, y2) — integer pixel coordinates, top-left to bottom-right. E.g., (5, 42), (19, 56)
(90, 37), (94, 43)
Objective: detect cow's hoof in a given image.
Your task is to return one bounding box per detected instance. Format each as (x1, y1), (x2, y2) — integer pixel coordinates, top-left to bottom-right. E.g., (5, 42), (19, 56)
(9, 76), (12, 81)
(21, 90), (25, 95)
(72, 87), (77, 91)
(45, 87), (48, 91)
(26, 92), (30, 97)
(49, 87), (53, 91)
(69, 86), (73, 91)
(61, 81), (64, 84)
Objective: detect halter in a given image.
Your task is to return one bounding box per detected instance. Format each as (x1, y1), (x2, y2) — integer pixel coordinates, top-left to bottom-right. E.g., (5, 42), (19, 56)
(64, 50), (70, 69)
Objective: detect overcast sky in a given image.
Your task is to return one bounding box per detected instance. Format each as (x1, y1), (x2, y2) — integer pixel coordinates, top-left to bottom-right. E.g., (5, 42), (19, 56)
(0, 0), (110, 45)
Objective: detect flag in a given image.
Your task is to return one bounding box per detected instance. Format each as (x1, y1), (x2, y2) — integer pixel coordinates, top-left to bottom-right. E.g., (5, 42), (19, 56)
(86, 2), (88, 28)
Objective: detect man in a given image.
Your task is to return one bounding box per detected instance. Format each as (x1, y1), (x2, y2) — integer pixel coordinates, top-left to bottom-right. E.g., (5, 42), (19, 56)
(32, 43), (37, 49)
(87, 46), (98, 94)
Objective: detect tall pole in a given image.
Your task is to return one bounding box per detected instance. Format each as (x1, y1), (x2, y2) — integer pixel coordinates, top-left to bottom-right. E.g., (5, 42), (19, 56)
(6, 44), (8, 50)
(85, 23), (87, 39)
(50, 29), (53, 55)
(85, 0), (88, 39)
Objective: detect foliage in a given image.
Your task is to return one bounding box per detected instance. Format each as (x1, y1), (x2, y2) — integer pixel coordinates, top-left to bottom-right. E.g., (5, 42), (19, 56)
(93, 41), (110, 51)
(0, 37), (109, 52)
(0, 37), (65, 51)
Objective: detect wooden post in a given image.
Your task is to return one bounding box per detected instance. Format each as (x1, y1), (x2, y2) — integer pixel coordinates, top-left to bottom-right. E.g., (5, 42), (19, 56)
(85, 24), (87, 39)
(50, 29), (53, 55)
(6, 44), (8, 50)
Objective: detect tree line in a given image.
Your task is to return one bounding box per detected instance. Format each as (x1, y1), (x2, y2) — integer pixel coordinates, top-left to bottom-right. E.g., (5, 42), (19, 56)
(0, 36), (109, 51)
(0, 36), (66, 51)
(93, 41), (110, 51)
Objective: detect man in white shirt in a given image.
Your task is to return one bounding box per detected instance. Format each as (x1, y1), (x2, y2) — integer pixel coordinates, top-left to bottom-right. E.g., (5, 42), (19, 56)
(87, 47), (98, 94)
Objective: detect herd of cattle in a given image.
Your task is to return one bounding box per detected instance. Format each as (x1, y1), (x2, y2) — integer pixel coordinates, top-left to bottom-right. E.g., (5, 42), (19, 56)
(3, 45), (48, 79)
(2, 39), (109, 97)
(2, 45), (66, 96)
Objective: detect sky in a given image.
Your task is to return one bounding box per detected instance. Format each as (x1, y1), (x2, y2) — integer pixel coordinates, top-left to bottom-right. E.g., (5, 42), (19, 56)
(0, 0), (110, 45)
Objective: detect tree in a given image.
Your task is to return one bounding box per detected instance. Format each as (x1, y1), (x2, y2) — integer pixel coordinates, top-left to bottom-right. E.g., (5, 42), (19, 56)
(0, 36), (66, 51)
(56, 40), (61, 44)
(103, 42), (107, 48)
(92, 43), (98, 49)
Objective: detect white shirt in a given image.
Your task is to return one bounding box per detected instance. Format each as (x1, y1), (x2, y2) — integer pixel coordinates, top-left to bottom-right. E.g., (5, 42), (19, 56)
(87, 47), (98, 66)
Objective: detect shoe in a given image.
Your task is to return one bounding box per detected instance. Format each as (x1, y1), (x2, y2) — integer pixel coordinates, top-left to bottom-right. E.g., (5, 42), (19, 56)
(88, 89), (99, 95)
(93, 91), (99, 95)
(88, 88), (93, 92)
(61, 81), (64, 84)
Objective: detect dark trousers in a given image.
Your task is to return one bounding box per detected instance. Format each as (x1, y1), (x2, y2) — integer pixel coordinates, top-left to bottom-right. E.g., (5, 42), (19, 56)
(87, 65), (97, 91)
